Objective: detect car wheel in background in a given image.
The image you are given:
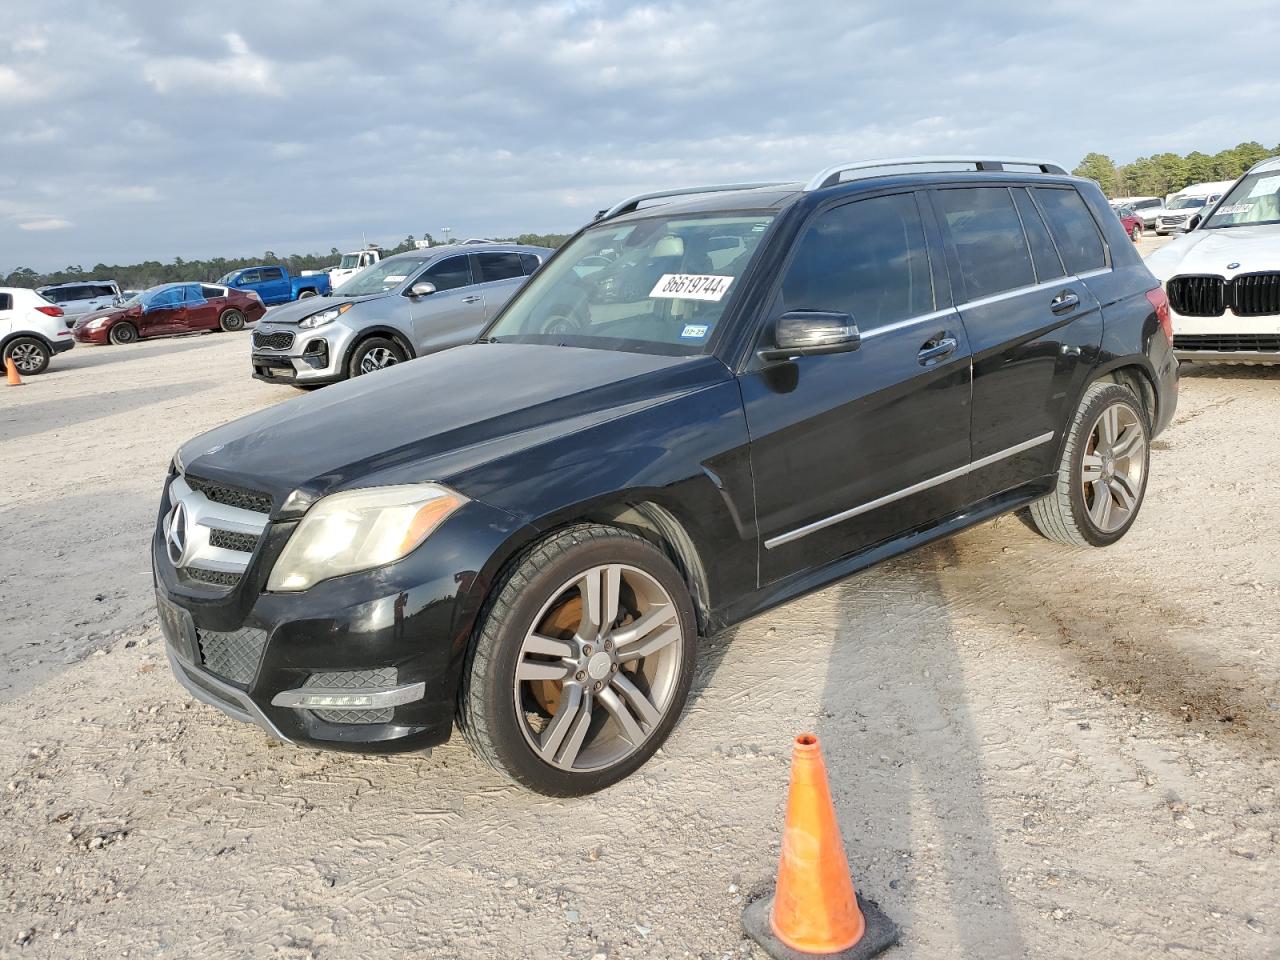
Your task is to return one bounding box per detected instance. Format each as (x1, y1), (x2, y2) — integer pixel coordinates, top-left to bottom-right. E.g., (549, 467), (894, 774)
(348, 336), (406, 378)
(219, 308), (246, 332)
(1027, 381), (1150, 547)
(108, 322), (138, 345)
(298, 290), (318, 300)
(458, 523), (697, 796)
(4, 337), (51, 375)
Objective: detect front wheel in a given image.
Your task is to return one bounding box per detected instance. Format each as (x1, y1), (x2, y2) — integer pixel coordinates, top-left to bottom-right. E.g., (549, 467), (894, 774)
(347, 336), (407, 378)
(459, 524), (697, 795)
(1027, 382), (1150, 547)
(219, 308), (246, 331)
(109, 322), (138, 345)
(5, 337), (51, 375)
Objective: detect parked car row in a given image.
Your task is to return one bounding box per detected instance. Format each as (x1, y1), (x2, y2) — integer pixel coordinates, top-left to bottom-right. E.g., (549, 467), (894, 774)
(72, 282), (266, 344)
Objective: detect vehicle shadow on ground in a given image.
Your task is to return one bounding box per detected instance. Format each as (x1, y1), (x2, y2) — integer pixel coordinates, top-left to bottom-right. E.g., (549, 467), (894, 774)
(0, 380), (220, 443)
(45, 333), (245, 373)
(816, 540), (1029, 957)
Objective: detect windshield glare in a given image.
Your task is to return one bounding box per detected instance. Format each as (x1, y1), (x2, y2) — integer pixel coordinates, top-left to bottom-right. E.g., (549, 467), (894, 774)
(334, 257), (430, 296)
(485, 213), (775, 354)
(1204, 171), (1280, 229)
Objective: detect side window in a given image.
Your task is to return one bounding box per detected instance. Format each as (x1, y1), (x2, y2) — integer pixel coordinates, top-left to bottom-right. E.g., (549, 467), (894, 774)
(1034, 188), (1107, 274)
(934, 187), (1036, 300)
(261, 267), (285, 281)
(476, 252), (525, 283)
(151, 288), (181, 307)
(421, 255), (474, 292)
(183, 284), (206, 303)
(0, 293), (12, 311)
(238, 269), (261, 284)
(519, 253), (542, 275)
(200, 284), (224, 299)
(780, 192), (934, 330)
(89, 284), (115, 299)
(1012, 188), (1066, 282)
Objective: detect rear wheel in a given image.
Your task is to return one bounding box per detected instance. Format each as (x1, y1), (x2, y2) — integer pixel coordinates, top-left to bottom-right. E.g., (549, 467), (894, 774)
(5, 337), (50, 375)
(109, 322), (138, 345)
(219, 308), (246, 332)
(1027, 382), (1150, 547)
(348, 336), (406, 378)
(459, 524), (697, 795)
(298, 289), (318, 300)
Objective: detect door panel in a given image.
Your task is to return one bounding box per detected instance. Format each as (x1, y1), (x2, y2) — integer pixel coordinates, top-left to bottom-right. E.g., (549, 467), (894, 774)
(407, 255), (487, 353)
(741, 191), (972, 585)
(182, 289), (219, 330)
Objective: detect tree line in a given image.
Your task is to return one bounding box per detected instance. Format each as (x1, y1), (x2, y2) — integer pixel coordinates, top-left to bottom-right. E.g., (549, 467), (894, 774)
(2, 232), (571, 292)
(1073, 141), (1279, 199)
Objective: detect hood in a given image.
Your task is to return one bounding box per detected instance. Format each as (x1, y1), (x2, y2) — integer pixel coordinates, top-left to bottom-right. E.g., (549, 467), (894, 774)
(1145, 224), (1280, 280)
(264, 293), (384, 325)
(72, 304), (134, 327)
(179, 343), (731, 513)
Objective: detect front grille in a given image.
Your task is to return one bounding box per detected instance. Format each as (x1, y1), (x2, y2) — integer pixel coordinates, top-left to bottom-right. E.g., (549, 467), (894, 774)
(1232, 272), (1280, 317)
(209, 528), (258, 553)
(305, 668), (396, 724)
(253, 330), (294, 350)
(1174, 334), (1280, 353)
(197, 626), (269, 685)
(1167, 276), (1226, 317)
(185, 475), (273, 514)
(185, 567), (241, 587)
(1162, 215), (1188, 225)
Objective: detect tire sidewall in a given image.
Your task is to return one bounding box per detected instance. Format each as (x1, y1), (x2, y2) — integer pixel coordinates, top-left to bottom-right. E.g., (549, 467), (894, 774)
(109, 322), (137, 345)
(1066, 385), (1151, 546)
(6, 337), (50, 375)
(347, 336), (405, 378)
(476, 532), (697, 796)
(219, 309), (245, 332)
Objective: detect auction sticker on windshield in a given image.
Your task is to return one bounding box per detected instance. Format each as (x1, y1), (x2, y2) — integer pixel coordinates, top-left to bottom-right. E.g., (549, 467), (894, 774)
(649, 274), (734, 302)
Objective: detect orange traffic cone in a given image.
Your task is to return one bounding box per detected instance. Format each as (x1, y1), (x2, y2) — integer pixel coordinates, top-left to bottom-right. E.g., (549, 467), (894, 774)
(743, 734), (899, 959)
(5, 357), (23, 386)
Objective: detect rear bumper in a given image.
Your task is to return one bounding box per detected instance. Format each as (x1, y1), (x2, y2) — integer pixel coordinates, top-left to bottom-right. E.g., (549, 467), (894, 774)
(52, 336), (75, 353)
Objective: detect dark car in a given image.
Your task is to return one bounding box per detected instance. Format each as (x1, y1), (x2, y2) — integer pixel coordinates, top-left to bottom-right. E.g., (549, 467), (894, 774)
(153, 156), (1178, 795)
(1114, 205), (1144, 242)
(73, 282), (266, 345)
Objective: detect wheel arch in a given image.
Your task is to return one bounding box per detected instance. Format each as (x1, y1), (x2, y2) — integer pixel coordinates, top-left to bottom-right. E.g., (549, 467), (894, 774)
(341, 325), (417, 371)
(1092, 359), (1158, 428)
(1, 330), (55, 356)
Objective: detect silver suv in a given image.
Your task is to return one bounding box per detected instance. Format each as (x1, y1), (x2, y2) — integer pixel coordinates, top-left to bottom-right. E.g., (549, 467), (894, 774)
(251, 244), (551, 386)
(36, 280), (122, 317)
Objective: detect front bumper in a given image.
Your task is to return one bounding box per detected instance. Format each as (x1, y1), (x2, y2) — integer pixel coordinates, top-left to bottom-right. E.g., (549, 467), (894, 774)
(250, 318), (358, 384)
(153, 481), (531, 753)
(1170, 307), (1280, 363)
(72, 325), (109, 344)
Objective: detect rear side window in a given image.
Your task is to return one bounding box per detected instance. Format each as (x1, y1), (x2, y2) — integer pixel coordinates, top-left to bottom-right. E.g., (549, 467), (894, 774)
(201, 284), (225, 299)
(421, 255), (473, 292)
(261, 267), (285, 281)
(88, 284), (115, 298)
(1012, 188), (1066, 282)
(519, 253), (542, 275)
(934, 187), (1035, 300)
(780, 192), (934, 330)
(1034, 188), (1107, 274)
(0, 293), (11, 311)
(475, 252), (525, 283)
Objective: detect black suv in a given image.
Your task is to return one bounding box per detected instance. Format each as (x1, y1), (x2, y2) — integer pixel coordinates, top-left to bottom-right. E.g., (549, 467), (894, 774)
(154, 157), (1178, 795)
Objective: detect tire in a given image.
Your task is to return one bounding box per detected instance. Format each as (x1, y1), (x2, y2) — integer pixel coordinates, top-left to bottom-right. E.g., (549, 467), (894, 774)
(1027, 382), (1151, 547)
(4, 336), (51, 375)
(297, 289), (318, 300)
(347, 336), (406, 378)
(109, 322), (138, 345)
(219, 308), (246, 332)
(458, 523), (697, 796)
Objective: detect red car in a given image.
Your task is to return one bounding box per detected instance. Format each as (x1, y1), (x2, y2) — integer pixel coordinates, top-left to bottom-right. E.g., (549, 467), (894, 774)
(72, 282), (266, 345)
(1114, 205), (1143, 242)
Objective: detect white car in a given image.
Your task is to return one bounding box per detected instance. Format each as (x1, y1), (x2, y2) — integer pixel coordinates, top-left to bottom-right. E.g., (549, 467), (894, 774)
(1145, 157), (1280, 363)
(1, 287), (76, 374)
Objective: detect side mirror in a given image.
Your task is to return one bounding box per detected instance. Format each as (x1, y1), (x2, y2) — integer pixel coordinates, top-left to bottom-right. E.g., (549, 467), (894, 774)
(409, 281), (437, 297)
(759, 310), (860, 361)
(1188, 214), (1203, 230)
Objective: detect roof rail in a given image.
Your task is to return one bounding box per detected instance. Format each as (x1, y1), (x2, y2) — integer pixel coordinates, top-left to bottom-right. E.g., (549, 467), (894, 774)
(596, 182), (792, 221)
(804, 156), (1067, 191)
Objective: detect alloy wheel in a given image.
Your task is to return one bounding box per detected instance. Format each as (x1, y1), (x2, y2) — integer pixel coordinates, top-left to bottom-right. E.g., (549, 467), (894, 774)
(514, 563), (684, 772)
(359, 347), (399, 374)
(10, 342), (44, 373)
(1081, 402), (1146, 533)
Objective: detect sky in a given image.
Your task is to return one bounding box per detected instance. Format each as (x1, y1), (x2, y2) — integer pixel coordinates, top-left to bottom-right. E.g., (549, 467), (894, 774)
(2, 0), (1277, 272)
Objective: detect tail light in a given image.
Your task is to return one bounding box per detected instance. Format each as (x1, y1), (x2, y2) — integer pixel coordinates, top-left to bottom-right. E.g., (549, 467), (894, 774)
(36, 305), (64, 317)
(1146, 287), (1173, 342)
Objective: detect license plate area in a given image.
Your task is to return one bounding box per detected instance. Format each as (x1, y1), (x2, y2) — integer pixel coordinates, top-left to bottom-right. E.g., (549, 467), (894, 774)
(156, 591), (199, 663)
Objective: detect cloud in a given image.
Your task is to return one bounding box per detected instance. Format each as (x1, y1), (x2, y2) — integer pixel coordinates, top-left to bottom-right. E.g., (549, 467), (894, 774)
(18, 218), (73, 231)
(143, 31), (280, 96)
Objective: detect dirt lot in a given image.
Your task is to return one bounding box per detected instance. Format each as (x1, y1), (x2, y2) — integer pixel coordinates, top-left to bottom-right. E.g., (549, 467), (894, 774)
(2, 262), (1278, 959)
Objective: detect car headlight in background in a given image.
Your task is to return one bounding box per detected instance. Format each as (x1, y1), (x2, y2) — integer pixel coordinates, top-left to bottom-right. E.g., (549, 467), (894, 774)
(298, 302), (352, 329)
(87, 317), (108, 330)
(267, 484), (468, 592)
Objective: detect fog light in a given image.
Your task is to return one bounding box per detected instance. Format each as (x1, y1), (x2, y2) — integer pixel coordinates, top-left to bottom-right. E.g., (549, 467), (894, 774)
(296, 693), (374, 708)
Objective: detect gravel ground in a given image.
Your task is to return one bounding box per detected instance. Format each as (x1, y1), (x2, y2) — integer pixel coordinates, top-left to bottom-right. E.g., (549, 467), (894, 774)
(2, 259), (1278, 959)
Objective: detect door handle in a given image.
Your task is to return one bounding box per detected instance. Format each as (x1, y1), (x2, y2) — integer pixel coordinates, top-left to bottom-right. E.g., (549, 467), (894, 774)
(917, 335), (958, 365)
(1050, 290), (1080, 314)
(462, 295), (482, 304)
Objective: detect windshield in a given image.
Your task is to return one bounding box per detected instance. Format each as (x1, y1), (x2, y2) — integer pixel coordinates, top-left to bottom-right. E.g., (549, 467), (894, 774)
(334, 256), (430, 296)
(1168, 196), (1207, 210)
(1204, 171), (1280, 229)
(484, 212), (775, 354)
(216, 272), (235, 284)
(338, 254), (360, 269)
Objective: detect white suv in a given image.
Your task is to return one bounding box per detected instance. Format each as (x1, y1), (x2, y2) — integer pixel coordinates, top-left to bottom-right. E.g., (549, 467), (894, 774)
(1146, 157), (1280, 363)
(0, 287), (75, 374)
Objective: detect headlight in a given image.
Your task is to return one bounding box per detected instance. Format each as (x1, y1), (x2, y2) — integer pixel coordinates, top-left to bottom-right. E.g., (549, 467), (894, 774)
(298, 301), (351, 329)
(88, 317), (107, 329)
(172, 445), (186, 475)
(267, 484), (467, 592)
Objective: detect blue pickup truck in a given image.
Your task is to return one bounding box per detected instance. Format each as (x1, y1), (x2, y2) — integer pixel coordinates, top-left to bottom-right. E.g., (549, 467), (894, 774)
(216, 265), (331, 305)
